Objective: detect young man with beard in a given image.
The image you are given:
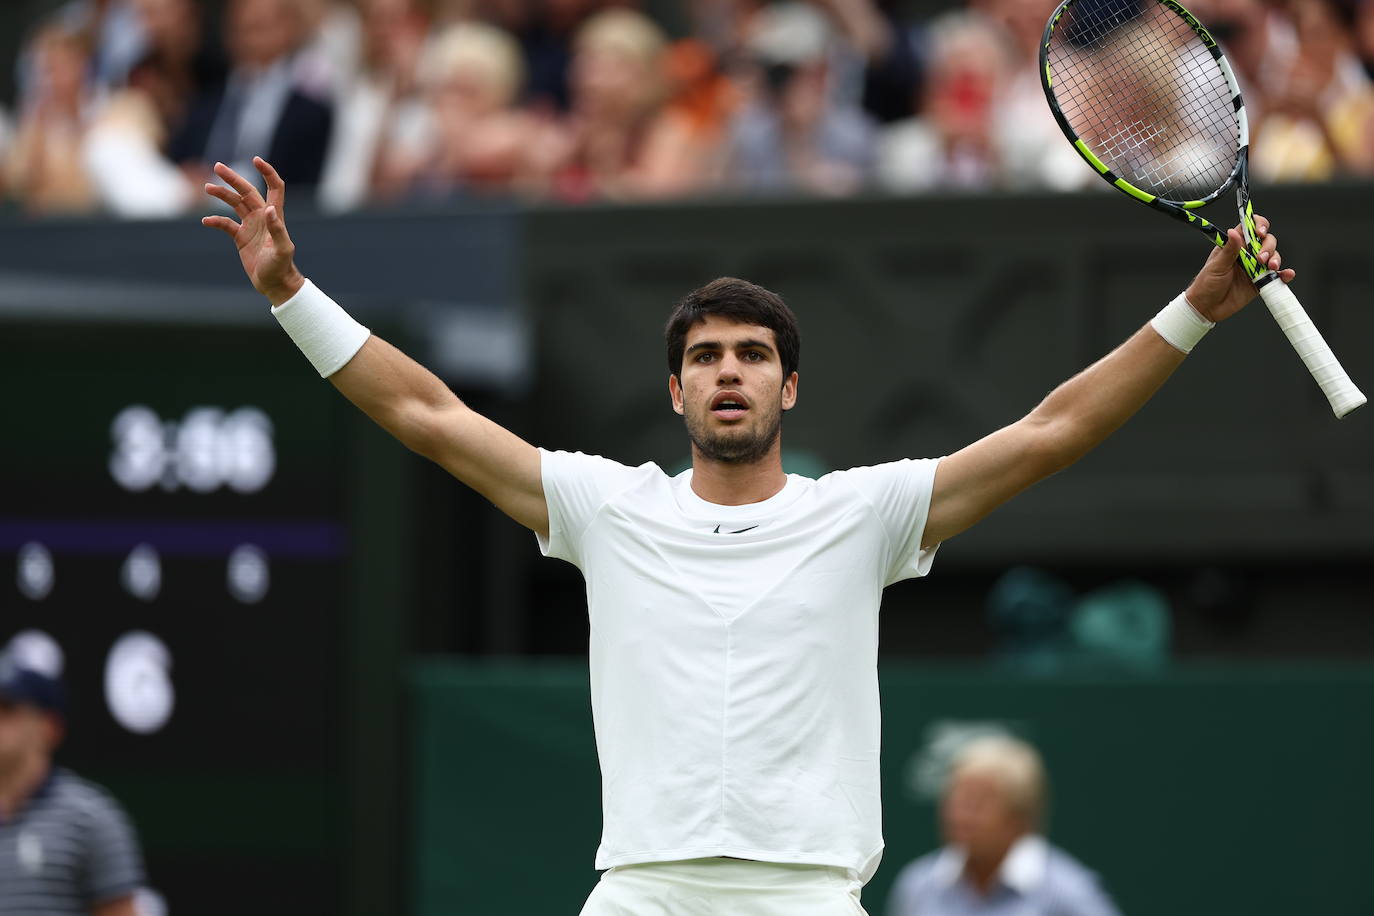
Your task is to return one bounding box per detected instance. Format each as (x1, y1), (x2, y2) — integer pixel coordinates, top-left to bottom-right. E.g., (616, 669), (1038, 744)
(203, 157), (1292, 915)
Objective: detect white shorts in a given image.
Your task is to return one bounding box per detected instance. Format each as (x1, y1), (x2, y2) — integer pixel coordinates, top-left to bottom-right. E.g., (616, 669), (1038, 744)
(579, 857), (869, 916)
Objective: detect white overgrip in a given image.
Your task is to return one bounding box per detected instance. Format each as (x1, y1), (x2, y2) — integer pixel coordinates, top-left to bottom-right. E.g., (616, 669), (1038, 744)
(1257, 279), (1366, 418)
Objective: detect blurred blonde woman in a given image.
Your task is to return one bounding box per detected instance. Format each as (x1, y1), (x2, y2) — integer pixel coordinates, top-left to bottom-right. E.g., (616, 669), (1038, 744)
(6, 25), (100, 216)
(377, 20), (535, 198)
(527, 7), (715, 201)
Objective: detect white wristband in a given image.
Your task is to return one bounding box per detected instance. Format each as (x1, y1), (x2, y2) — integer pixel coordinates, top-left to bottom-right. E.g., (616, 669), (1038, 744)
(271, 279), (371, 377)
(1150, 291), (1215, 354)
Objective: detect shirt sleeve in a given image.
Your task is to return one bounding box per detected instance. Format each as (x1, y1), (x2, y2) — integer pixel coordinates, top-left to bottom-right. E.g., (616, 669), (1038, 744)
(81, 789), (145, 905)
(536, 448), (646, 568)
(836, 457), (942, 586)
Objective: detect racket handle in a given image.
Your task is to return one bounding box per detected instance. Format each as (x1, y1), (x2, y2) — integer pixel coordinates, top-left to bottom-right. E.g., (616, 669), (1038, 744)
(1257, 279), (1366, 418)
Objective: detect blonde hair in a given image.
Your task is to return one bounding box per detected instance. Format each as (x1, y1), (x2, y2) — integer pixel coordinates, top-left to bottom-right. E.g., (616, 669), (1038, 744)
(420, 22), (525, 107)
(575, 8), (666, 70)
(949, 735), (1048, 826)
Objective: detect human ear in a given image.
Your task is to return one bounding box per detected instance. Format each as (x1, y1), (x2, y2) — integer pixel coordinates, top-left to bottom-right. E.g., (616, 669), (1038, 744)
(668, 374), (685, 416)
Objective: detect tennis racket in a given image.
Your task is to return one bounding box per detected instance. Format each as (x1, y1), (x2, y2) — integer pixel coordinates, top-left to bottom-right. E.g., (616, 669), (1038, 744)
(1039, 0), (1365, 418)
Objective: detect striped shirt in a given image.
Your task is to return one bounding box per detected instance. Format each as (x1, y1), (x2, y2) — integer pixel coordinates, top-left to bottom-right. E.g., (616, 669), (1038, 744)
(886, 836), (1123, 916)
(0, 768), (145, 915)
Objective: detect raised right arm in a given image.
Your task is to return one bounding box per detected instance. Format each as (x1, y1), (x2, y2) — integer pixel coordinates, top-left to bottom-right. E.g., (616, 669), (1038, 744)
(327, 335), (547, 535)
(202, 157), (548, 536)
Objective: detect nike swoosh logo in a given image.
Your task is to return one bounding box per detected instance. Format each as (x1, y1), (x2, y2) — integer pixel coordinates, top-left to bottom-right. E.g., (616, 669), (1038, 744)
(712, 524), (759, 534)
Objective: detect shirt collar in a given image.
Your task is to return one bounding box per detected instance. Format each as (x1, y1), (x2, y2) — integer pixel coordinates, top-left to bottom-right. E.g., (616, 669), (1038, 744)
(932, 835), (1050, 896)
(1000, 835), (1050, 894)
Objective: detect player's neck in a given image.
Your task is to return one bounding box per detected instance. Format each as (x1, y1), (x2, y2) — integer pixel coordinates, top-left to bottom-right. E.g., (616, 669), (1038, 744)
(688, 449), (787, 506)
(0, 751), (48, 819)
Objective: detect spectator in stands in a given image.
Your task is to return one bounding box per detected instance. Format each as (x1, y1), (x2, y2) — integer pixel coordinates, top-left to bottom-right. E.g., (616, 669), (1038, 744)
(293, 0), (364, 100)
(0, 655), (146, 916)
(724, 1), (877, 196)
(169, 0), (333, 193)
(5, 25), (101, 216)
(655, 38), (740, 189)
(977, 0), (1095, 190)
(465, 0), (602, 113)
(318, 0), (430, 211)
(43, 0), (148, 90)
(1250, 0), (1374, 180)
(886, 735), (1122, 916)
(876, 11), (1011, 193)
(1187, 0), (1291, 99)
(526, 8), (709, 201)
(127, 0), (225, 133)
(78, 0), (222, 218)
(377, 21), (535, 200)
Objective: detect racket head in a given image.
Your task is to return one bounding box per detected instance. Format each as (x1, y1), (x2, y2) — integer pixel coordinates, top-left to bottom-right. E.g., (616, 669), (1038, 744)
(1040, 0), (1248, 210)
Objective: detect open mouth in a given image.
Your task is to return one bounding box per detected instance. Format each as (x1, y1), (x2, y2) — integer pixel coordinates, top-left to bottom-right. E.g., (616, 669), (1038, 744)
(710, 392), (749, 420)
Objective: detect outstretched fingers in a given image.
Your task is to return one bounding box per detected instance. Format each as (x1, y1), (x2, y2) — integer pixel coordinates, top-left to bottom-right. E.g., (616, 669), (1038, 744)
(255, 157), (287, 213)
(201, 214), (240, 239)
(214, 161), (267, 210)
(204, 182), (250, 218)
(265, 206), (289, 242)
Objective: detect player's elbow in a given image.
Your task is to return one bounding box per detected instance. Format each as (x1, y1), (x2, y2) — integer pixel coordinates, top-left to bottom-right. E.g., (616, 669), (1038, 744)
(385, 400), (451, 459)
(1017, 413), (1090, 478)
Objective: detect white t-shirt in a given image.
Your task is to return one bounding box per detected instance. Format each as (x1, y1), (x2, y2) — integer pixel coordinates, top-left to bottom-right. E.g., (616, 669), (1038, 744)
(537, 449), (942, 882)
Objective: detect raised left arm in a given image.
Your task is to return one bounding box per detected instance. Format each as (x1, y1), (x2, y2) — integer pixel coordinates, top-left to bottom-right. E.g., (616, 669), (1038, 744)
(922, 217), (1294, 548)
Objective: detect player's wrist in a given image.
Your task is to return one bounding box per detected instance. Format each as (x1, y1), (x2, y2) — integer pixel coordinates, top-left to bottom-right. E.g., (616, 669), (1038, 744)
(271, 279), (371, 377)
(262, 268), (306, 308)
(1150, 291), (1215, 354)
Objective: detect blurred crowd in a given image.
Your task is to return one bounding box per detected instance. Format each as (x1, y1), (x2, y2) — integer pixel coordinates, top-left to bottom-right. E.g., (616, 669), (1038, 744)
(0, 0), (1371, 218)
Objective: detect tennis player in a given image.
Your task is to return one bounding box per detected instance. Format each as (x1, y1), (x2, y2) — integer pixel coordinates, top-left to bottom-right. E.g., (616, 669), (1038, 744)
(203, 157), (1291, 915)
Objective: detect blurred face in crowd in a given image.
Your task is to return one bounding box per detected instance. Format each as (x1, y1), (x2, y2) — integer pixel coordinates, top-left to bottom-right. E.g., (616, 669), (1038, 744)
(670, 316), (797, 465)
(573, 43), (653, 120)
(981, 0), (1056, 59)
(362, 0), (425, 75)
(33, 31), (89, 109)
(0, 700), (57, 776)
(227, 0), (301, 70)
(435, 66), (506, 119)
(776, 61), (829, 131)
(925, 30), (1007, 147)
(134, 0), (199, 59)
(1288, 0), (1349, 78)
(941, 766), (1029, 863)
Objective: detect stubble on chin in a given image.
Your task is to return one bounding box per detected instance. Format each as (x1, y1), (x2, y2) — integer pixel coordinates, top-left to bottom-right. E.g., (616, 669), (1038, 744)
(684, 407), (782, 465)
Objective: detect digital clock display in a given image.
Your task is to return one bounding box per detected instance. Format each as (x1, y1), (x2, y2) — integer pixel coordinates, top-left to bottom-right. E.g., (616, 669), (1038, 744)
(1, 319), (352, 913)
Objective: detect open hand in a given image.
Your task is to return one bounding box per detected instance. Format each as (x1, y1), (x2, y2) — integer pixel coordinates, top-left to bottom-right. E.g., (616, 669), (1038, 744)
(1185, 214), (1296, 322)
(201, 157), (304, 306)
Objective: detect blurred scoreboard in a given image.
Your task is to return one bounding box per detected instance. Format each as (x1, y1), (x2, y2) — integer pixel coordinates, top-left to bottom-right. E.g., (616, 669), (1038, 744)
(1, 317), (352, 913)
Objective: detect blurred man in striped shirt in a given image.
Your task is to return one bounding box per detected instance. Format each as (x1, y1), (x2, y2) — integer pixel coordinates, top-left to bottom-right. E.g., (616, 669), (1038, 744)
(0, 655), (145, 916)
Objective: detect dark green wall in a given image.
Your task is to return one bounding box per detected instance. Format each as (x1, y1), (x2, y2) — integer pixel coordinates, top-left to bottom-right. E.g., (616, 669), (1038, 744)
(410, 661), (1374, 916)
(524, 189), (1374, 567)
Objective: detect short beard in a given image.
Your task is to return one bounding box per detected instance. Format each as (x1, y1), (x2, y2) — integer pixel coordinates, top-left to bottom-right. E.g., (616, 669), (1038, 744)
(684, 406), (783, 465)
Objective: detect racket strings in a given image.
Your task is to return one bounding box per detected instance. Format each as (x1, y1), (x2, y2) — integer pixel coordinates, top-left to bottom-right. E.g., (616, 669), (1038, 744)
(1046, 0), (1237, 202)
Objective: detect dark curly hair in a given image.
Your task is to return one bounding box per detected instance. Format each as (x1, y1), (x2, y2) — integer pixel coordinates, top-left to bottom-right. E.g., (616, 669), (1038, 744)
(664, 278), (801, 380)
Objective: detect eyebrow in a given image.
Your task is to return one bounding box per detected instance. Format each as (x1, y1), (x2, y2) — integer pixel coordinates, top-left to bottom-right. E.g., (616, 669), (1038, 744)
(685, 338), (776, 356)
